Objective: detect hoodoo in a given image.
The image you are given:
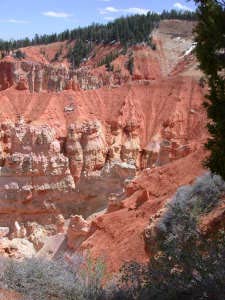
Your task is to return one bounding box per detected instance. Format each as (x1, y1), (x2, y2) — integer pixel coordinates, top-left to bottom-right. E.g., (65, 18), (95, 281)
(0, 2), (224, 299)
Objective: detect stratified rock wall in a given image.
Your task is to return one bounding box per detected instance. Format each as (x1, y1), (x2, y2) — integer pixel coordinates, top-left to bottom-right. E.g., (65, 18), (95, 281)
(0, 105), (202, 227)
(0, 117), (141, 226)
(0, 61), (106, 92)
(0, 117), (75, 221)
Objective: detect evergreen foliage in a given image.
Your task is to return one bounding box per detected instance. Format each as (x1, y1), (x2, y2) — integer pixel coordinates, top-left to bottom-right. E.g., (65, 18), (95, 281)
(127, 54), (134, 75)
(52, 46), (63, 62)
(97, 51), (119, 70)
(0, 10), (197, 55)
(68, 40), (92, 68)
(160, 9), (198, 20)
(13, 50), (26, 59)
(105, 61), (114, 72)
(194, 0), (225, 179)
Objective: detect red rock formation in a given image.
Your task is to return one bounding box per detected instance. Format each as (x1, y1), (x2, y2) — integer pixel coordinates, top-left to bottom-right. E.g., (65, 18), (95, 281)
(0, 237), (36, 259)
(0, 117), (76, 226)
(79, 148), (206, 273)
(199, 199), (225, 235)
(0, 116), (140, 227)
(0, 289), (22, 300)
(0, 61), (14, 90)
(0, 20), (209, 270)
(67, 215), (90, 249)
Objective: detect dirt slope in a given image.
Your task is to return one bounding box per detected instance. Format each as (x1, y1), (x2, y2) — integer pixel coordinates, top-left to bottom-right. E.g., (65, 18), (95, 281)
(79, 147), (206, 272)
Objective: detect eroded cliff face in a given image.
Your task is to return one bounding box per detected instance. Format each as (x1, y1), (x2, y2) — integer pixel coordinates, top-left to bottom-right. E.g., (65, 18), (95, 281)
(0, 20), (209, 270)
(0, 60), (108, 93)
(0, 75), (206, 227)
(0, 73), (207, 242)
(0, 116), (140, 227)
(0, 118), (74, 219)
(77, 148), (206, 273)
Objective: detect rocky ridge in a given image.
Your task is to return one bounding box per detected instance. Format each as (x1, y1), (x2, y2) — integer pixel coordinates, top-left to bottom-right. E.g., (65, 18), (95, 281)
(0, 20), (212, 273)
(0, 20), (198, 93)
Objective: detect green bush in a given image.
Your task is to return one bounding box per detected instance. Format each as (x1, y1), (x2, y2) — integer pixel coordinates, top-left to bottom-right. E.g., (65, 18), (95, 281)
(14, 50), (26, 59)
(127, 54), (134, 75)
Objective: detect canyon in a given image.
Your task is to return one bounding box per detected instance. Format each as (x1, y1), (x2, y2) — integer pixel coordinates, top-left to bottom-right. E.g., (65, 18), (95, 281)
(0, 19), (214, 277)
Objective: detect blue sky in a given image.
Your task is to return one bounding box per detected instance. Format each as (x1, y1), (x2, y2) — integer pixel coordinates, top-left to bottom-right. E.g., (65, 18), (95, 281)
(0, 0), (197, 40)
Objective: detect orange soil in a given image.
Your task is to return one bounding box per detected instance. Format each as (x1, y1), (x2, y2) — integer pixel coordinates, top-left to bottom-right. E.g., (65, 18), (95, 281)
(80, 147), (206, 273)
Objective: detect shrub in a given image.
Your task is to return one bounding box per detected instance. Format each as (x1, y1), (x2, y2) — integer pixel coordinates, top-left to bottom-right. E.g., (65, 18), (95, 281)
(127, 55), (134, 75)
(52, 46), (63, 62)
(79, 255), (106, 300)
(199, 76), (206, 88)
(1, 255), (105, 300)
(107, 174), (225, 300)
(156, 173), (225, 239)
(14, 50), (26, 59)
(106, 61), (114, 72)
(97, 51), (119, 70)
(148, 37), (157, 50)
(2, 174), (225, 300)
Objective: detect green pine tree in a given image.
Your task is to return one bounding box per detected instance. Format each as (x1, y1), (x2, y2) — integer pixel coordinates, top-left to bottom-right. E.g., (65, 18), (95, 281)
(127, 55), (134, 75)
(194, 0), (225, 179)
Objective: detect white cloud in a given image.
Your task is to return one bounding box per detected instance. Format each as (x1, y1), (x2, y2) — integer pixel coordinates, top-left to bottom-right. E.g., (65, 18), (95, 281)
(0, 19), (29, 24)
(42, 11), (72, 18)
(104, 16), (115, 21)
(125, 7), (149, 14)
(173, 2), (193, 11)
(99, 6), (118, 14)
(99, 6), (149, 15)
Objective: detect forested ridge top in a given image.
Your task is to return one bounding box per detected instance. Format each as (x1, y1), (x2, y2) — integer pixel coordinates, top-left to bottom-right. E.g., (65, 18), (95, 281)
(0, 10), (196, 53)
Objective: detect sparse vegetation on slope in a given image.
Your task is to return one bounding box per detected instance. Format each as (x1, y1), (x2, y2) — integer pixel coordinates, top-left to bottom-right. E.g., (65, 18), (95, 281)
(0, 10), (196, 61)
(1, 255), (106, 300)
(67, 39), (92, 68)
(97, 51), (119, 70)
(2, 175), (224, 300)
(127, 53), (134, 75)
(105, 174), (225, 300)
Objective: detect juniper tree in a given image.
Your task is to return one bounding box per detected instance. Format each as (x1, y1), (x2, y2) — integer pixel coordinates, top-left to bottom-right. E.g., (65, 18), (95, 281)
(194, 0), (225, 179)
